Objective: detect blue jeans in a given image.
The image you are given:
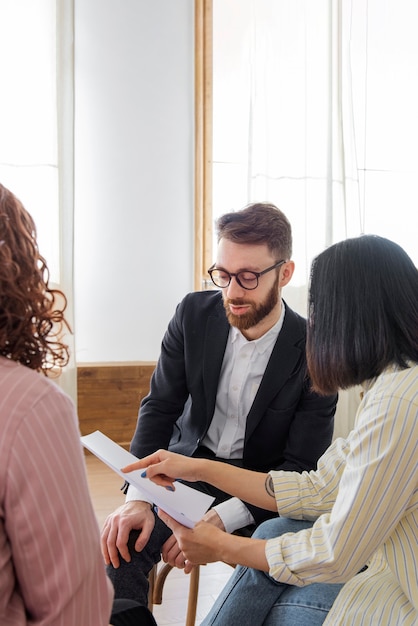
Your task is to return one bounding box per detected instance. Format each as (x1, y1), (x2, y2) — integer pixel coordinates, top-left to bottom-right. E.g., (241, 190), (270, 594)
(202, 518), (343, 626)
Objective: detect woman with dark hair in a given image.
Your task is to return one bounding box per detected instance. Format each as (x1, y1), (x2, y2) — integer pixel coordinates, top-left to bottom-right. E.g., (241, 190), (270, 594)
(122, 234), (418, 625)
(0, 183), (156, 626)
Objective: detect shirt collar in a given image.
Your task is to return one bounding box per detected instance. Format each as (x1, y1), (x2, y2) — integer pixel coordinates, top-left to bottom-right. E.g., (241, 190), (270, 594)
(361, 361), (414, 393)
(230, 300), (286, 354)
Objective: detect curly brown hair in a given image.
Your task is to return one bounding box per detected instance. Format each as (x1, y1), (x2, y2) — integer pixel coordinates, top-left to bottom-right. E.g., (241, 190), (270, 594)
(0, 183), (71, 374)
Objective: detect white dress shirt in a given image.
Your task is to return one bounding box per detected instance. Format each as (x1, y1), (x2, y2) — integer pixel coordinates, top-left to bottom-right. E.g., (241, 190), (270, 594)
(128, 304), (285, 534)
(199, 305), (284, 531)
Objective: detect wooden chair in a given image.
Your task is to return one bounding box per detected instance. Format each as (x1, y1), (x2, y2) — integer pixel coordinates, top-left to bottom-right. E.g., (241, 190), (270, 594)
(148, 563), (202, 626)
(148, 527), (247, 625)
(148, 558), (239, 626)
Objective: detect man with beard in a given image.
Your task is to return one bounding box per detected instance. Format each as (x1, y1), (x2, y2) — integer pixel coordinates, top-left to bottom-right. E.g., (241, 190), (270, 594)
(101, 202), (337, 606)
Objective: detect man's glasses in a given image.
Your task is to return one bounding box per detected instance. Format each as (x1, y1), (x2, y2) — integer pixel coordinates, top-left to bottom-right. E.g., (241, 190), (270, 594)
(208, 260), (285, 291)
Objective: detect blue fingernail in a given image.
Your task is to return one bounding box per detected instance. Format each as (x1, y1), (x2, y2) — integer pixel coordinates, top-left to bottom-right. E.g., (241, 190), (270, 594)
(141, 471), (147, 478)
(165, 486), (175, 491)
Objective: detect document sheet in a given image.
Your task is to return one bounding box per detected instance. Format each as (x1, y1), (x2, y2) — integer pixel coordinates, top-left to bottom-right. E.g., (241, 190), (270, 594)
(81, 430), (215, 528)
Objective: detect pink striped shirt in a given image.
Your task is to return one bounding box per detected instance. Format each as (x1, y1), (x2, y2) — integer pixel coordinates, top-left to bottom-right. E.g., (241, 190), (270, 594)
(0, 357), (114, 625)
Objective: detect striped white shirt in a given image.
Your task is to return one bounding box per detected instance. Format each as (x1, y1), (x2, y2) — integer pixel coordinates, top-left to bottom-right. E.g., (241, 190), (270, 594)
(266, 363), (418, 625)
(0, 357), (114, 625)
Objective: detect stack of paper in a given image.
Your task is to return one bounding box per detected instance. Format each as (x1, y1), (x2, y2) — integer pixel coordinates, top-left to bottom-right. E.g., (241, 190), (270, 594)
(81, 430), (214, 528)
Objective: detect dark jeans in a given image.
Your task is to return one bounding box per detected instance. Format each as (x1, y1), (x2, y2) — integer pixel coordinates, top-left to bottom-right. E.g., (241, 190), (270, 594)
(110, 599), (157, 626)
(107, 510), (172, 606)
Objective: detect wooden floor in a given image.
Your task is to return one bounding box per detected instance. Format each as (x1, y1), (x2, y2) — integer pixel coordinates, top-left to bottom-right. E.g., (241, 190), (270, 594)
(84, 453), (233, 626)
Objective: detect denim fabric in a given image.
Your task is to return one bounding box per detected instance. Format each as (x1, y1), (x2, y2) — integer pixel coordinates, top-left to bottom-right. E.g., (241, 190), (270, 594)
(202, 518), (343, 626)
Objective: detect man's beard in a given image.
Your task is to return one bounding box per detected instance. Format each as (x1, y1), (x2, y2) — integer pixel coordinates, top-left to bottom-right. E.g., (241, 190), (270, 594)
(223, 276), (280, 330)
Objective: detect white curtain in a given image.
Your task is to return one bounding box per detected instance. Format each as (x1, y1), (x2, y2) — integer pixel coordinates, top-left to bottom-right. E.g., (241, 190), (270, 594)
(212, 0), (418, 435)
(56, 0), (76, 401)
(0, 0), (76, 402)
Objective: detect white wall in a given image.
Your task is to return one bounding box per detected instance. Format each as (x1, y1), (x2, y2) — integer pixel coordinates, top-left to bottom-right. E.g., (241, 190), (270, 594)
(74, 0), (194, 363)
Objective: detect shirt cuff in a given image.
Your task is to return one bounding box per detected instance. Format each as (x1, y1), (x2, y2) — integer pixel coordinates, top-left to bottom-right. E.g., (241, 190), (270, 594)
(269, 470), (304, 518)
(213, 497), (255, 534)
(125, 483), (153, 505)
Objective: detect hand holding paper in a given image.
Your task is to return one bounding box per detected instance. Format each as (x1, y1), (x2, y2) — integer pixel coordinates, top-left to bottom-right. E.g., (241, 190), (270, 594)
(81, 431), (214, 528)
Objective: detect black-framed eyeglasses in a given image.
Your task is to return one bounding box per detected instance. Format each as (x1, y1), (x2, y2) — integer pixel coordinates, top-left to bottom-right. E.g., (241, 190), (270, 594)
(208, 260), (285, 290)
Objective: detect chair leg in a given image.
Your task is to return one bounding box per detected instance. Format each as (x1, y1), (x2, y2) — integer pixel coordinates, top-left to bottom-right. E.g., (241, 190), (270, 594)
(152, 562), (174, 605)
(148, 564), (157, 611)
(149, 562), (201, 626)
(185, 565), (200, 626)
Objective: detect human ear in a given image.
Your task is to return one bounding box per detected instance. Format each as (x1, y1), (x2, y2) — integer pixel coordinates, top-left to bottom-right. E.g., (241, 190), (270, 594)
(280, 260), (295, 287)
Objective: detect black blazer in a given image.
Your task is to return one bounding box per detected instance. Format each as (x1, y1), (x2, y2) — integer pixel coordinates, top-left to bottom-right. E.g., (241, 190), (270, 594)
(131, 291), (337, 520)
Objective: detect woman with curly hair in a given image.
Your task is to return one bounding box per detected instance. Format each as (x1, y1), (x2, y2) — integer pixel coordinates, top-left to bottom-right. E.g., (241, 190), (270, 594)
(0, 184), (156, 626)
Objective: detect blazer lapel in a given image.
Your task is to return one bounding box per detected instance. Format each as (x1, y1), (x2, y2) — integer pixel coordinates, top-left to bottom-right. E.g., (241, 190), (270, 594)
(244, 307), (304, 442)
(202, 300), (230, 424)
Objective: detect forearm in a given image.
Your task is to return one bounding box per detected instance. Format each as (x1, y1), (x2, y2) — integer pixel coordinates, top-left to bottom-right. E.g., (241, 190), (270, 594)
(169, 515), (270, 571)
(198, 460), (277, 512)
(125, 451), (277, 511)
(216, 532), (269, 571)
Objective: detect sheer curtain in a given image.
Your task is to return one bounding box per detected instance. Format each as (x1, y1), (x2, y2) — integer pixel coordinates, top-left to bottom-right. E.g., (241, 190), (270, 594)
(212, 0), (418, 436)
(0, 0), (76, 401)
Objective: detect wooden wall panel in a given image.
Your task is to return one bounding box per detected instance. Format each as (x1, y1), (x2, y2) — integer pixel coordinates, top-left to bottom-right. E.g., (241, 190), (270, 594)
(77, 362), (156, 448)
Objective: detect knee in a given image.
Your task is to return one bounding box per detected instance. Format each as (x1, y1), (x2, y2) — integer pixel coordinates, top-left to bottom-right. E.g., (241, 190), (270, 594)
(253, 517), (313, 540)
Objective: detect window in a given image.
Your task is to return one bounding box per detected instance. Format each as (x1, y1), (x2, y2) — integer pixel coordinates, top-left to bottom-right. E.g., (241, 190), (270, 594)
(0, 0), (60, 281)
(197, 0), (418, 306)
(0, 0), (75, 398)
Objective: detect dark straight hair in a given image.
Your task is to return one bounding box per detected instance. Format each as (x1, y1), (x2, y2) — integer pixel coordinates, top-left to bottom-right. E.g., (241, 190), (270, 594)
(307, 235), (418, 395)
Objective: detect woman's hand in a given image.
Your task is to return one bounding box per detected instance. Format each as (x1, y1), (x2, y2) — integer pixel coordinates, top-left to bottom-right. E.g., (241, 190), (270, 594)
(121, 449), (207, 490)
(157, 509), (269, 572)
(157, 509), (226, 566)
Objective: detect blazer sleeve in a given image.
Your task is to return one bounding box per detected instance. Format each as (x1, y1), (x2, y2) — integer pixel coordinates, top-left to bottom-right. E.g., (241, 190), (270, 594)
(278, 376), (336, 473)
(130, 294), (194, 458)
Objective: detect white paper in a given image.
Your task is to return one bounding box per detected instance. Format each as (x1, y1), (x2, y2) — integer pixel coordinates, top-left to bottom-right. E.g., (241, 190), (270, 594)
(81, 430), (214, 528)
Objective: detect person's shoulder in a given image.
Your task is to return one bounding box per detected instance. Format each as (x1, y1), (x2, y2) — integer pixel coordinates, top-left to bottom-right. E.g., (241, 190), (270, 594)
(182, 289), (222, 304)
(282, 301), (307, 336)
(0, 356), (40, 390)
(376, 362), (418, 402)
(179, 289), (224, 315)
(0, 357), (71, 413)
(0, 358), (75, 453)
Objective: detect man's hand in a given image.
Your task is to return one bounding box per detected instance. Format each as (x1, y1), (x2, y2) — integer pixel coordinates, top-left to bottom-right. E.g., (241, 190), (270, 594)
(161, 534), (190, 571)
(101, 501), (155, 568)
